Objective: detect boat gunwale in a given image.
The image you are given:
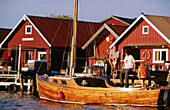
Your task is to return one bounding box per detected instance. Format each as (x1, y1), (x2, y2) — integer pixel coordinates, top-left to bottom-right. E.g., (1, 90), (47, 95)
(37, 75), (165, 92)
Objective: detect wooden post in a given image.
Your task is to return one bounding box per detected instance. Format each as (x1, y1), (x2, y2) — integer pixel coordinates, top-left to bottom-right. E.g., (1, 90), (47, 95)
(18, 44), (23, 96)
(27, 79), (31, 93)
(20, 73), (24, 96)
(18, 44), (21, 76)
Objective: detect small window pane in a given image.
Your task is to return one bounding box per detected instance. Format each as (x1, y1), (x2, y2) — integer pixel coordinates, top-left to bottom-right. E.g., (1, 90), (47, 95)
(40, 54), (46, 60)
(143, 26), (149, 34)
(162, 51), (166, 61)
(144, 27), (148, 33)
(53, 79), (58, 83)
(61, 80), (67, 85)
(155, 51), (160, 61)
(27, 27), (31, 33)
(38, 52), (46, 60)
(25, 25), (32, 34)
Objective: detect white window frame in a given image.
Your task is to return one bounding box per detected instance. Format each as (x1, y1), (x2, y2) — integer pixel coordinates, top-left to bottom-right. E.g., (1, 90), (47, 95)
(25, 25), (32, 34)
(153, 49), (168, 63)
(38, 52), (46, 61)
(142, 26), (149, 34)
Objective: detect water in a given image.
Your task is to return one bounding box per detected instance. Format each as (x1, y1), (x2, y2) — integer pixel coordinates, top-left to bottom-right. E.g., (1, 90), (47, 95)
(0, 91), (168, 110)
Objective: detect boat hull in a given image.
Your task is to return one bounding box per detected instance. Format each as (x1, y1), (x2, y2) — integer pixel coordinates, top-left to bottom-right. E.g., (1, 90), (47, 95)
(36, 75), (169, 106)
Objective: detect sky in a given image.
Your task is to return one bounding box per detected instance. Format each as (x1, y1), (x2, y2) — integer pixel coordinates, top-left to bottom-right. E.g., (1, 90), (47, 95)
(0, 0), (170, 29)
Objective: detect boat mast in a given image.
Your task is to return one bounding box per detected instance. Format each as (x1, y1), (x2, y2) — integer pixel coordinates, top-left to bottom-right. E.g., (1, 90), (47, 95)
(70, 0), (78, 76)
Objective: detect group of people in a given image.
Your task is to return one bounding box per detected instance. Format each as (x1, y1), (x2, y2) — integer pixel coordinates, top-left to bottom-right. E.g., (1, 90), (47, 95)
(109, 45), (147, 88)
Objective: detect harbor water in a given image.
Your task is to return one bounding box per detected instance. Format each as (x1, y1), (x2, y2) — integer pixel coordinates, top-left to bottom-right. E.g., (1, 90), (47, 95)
(0, 91), (168, 110)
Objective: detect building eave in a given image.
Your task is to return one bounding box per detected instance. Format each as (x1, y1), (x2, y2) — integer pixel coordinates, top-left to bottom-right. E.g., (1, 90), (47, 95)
(82, 24), (119, 50)
(99, 15), (130, 25)
(0, 16), (25, 48)
(26, 15), (52, 47)
(0, 15), (52, 48)
(109, 14), (170, 49)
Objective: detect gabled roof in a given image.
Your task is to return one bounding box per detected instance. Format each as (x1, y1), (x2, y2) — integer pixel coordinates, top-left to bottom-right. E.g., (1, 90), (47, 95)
(99, 15), (134, 25)
(0, 28), (11, 48)
(82, 24), (127, 49)
(145, 15), (170, 40)
(110, 14), (170, 48)
(1, 15), (102, 48)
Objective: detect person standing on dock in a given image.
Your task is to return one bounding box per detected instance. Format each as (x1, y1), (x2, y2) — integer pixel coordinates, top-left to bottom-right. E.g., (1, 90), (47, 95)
(120, 50), (136, 88)
(137, 63), (147, 88)
(109, 45), (120, 73)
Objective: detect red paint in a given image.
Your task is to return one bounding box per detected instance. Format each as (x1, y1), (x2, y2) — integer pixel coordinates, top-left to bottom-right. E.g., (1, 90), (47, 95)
(4, 15), (102, 72)
(117, 19), (170, 66)
(105, 18), (129, 26)
(8, 21), (50, 69)
(94, 25), (127, 59)
(3, 50), (8, 60)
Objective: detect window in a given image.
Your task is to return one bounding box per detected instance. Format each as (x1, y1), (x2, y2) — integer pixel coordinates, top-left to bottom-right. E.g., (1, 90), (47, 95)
(142, 26), (149, 34)
(23, 51), (33, 66)
(38, 52), (46, 61)
(153, 49), (168, 63)
(61, 80), (67, 85)
(25, 25), (32, 34)
(53, 79), (58, 83)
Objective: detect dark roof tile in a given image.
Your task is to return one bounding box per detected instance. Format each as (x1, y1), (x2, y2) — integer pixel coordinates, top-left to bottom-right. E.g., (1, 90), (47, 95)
(28, 15), (102, 48)
(0, 28), (11, 43)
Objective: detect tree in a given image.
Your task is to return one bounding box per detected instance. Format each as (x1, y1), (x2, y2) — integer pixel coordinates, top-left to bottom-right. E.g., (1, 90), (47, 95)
(47, 13), (73, 20)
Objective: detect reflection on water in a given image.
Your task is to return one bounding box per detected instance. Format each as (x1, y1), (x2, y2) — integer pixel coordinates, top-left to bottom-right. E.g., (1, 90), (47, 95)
(0, 91), (168, 110)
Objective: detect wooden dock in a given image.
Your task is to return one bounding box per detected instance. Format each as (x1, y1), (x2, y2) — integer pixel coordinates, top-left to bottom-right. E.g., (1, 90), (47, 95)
(0, 70), (36, 93)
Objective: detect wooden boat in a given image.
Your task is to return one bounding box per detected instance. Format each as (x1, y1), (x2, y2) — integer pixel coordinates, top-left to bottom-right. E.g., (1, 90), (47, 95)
(36, 74), (170, 106)
(36, 0), (170, 107)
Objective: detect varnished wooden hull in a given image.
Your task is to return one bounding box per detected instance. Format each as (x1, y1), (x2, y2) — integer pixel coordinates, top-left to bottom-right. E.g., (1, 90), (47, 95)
(36, 75), (168, 106)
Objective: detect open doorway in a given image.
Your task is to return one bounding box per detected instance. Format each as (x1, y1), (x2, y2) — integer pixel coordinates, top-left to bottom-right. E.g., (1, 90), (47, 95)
(123, 46), (140, 68)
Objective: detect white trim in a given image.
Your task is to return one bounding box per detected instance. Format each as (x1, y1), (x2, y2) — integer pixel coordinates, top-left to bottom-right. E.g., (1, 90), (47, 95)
(0, 15), (52, 48)
(142, 26), (149, 34)
(22, 38), (34, 41)
(109, 14), (170, 49)
(105, 24), (119, 38)
(0, 15), (26, 48)
(25, 15), (51, 47)
(25, 25), (32, 34)
(153, 49), (168, 63)
(109, 14), (143, 48)
(38, 52), (46, 60)
(82, 24), (119, 50)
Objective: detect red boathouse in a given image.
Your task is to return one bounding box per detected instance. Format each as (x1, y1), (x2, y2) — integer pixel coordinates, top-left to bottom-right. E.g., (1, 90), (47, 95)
(0, 15), (102, 73)
(82, 15), (134, 65)
(110, 14), (170, 70)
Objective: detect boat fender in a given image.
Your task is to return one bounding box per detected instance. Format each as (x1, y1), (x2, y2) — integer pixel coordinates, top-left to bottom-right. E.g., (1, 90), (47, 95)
(57, 91), (65, 100)
(8, 84), (18, 93)
(163, 89), (170, 106)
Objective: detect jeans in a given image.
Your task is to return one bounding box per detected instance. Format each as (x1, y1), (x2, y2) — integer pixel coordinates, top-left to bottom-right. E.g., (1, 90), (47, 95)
(120, 69), (132, 87)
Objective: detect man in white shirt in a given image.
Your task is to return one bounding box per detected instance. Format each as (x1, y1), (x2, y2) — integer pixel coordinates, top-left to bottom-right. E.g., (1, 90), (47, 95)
(109, 45), (120, 73)
(120, 50), (136, 88)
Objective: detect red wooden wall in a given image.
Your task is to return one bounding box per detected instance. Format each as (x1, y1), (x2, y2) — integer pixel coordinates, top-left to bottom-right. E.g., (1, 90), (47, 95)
(94, 17), (129, 59)
(95, 34), (116, 59)
(7, 21), (50, 69)
(104, 19), (129, 26)
(117, 19), (169, 66)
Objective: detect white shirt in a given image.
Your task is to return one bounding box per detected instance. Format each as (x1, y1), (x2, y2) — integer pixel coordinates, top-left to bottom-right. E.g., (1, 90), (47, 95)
(109, 49), (120, 59)
(123, 55), (135, 69)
